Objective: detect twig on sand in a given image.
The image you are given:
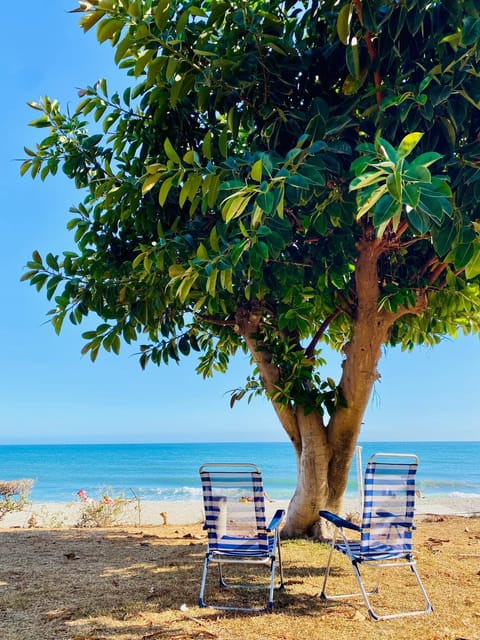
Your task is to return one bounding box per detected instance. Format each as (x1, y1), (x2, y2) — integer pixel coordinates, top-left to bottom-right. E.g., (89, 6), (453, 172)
(180, 610), (220, 638)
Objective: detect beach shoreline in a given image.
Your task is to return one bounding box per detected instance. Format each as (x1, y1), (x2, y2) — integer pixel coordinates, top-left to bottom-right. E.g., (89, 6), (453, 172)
(1, 493), (479, 528)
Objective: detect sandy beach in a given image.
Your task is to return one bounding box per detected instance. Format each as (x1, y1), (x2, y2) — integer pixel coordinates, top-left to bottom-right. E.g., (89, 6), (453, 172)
(2, 493), (479, 528)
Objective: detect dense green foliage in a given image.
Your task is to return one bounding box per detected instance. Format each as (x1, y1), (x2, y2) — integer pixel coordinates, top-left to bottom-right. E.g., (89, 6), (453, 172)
(22, 0), (480, 417)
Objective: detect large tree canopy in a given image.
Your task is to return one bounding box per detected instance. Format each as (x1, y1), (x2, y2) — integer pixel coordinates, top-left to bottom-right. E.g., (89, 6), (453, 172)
(22, 0), (480, 536)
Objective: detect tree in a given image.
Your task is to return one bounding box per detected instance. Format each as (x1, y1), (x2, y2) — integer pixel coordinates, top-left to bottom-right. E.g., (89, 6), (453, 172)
(21, 0), (480, 537)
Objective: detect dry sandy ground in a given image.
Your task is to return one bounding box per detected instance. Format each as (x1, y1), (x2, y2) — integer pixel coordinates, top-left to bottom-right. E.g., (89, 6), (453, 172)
(0, 514), (479, 640)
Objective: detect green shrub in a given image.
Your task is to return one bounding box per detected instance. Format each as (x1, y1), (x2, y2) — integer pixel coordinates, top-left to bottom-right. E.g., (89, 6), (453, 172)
(75, 488), (131, 528)
(0, 479), (34, 520)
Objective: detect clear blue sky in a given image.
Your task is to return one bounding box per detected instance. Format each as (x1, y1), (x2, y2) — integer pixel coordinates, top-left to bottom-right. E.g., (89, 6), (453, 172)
(0, 3), (478, 444)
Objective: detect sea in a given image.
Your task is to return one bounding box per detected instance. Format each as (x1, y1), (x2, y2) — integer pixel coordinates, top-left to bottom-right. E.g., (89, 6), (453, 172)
(0, 441), (478, 503)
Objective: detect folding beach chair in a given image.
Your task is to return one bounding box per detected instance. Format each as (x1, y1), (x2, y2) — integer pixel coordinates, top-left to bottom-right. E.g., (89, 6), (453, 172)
(319, 453), (433, 620)
(198, 463), (285, 611)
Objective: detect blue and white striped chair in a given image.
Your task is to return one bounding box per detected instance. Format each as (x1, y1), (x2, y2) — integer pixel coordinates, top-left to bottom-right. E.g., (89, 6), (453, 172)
(319, 453), (433, 620)
(198, 463), (285, 611)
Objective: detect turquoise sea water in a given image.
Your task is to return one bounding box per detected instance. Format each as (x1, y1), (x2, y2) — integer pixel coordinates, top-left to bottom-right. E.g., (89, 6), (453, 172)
(0, 442), (478, 503)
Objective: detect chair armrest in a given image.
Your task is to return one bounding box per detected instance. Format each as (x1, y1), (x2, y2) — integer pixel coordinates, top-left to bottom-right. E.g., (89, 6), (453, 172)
(267, 509), (285, 532)
(319, 510), (361, 532)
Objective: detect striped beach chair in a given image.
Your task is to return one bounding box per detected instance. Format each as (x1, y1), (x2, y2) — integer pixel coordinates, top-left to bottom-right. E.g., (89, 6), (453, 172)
(198, 463), (285, 611)
(319, 453), (433, 620)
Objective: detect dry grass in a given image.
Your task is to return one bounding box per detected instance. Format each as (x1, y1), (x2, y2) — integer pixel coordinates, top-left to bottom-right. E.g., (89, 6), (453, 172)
(0, 515), (479, 640)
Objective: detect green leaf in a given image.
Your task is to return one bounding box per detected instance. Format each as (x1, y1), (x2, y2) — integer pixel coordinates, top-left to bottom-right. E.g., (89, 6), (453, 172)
(256, 190), (275, 214)
(356, 185), (387, 219)
(406, 207), (430, 234)
(373, 194), (401, 228)
(432, 224), (457, 257)
(142, 172), (162, 195)
(349, 171), (386, 192)
(408, 152), (442, 168)
(454, 241), (474, 270)
(97, 17), (124, 43)
(337, 2), (352, 45)
(209, 226), (220, 252)
(417, 194), (444, 224)
(158, 176), (174, 206)
(46, 253), (59, 271)
(376, 138), (397, 164)
(177, 273), (198, 303)
(397, 132), (423, 159)
(256, 241), (269, 260)
(197, 243), (209, 260)
(202, 131), (212, 160)
(220, 268), (233, 292)
(154, 0), (170, 31)
(30, 272), (48, 291)
(222, 194), (252, 223)
(251, 158), (263, 182)
(462, 16), (480, 46)
(164, 138), (181, 164)
(178, 335), (191, 356)
(386, 172), (402, 201)
(79, 9), (104, 32)
(403, 164), (431, 182)
(465, 243), (480, 279)
(219, 126), (228, 158)
(206, 268), (218, 296)
(28, 116), (50, 128)
(404, 183), (420, 208)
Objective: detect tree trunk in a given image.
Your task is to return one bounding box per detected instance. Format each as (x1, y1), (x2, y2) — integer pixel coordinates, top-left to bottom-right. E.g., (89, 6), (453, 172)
(236, 238), (420, 538)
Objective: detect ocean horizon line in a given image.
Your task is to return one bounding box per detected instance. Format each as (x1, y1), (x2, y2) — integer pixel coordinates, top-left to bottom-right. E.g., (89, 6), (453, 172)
(0, 439), (479, 447)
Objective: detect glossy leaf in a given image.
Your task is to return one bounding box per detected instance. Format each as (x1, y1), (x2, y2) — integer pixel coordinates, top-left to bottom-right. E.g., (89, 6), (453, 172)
(397, 132), (423, 158)
(336, 2), (352, 45)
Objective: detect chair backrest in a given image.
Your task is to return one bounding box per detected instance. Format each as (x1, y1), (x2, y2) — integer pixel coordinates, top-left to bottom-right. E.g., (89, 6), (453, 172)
(360, 453), (418, 556)
(199, 463), (268, 552)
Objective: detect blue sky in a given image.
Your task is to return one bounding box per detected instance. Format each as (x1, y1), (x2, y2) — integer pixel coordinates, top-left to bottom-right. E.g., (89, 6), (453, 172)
(0, 2), (478, 444)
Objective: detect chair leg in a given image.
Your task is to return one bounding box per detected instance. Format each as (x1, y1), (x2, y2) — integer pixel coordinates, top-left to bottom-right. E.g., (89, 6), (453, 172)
(319, 541), (335, 599)
(351, 561), (378, 619)
(276, 536), (285, 589)
(217, 562), (227, 587)
(352, 561), (433, 621)
(409, 563), (433, 616)
(198, 555), (210, 607)
(320, 546), (378, 603)
(267, 558), (276, 611)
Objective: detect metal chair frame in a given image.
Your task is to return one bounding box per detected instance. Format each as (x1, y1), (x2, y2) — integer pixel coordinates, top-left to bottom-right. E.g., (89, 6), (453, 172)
(319, 453), (433, 620)
(198, 463), (285, 612)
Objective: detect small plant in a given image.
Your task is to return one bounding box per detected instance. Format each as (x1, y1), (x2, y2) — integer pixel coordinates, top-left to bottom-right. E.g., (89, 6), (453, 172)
(75, 488), (131, 528)
(0, 479), (34, 520)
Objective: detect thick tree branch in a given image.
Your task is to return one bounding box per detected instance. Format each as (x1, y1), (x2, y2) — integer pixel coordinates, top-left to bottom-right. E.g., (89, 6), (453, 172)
(428, 262), (448, 285)
(353, 0), (383, 103)
(304, 309), (342, 359)
(234, 304), (300, 444)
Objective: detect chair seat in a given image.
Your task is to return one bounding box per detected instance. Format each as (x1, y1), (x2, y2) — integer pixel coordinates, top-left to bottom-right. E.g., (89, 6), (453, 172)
(210, 535), (274, 557)
(333, 540), (411, 562)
